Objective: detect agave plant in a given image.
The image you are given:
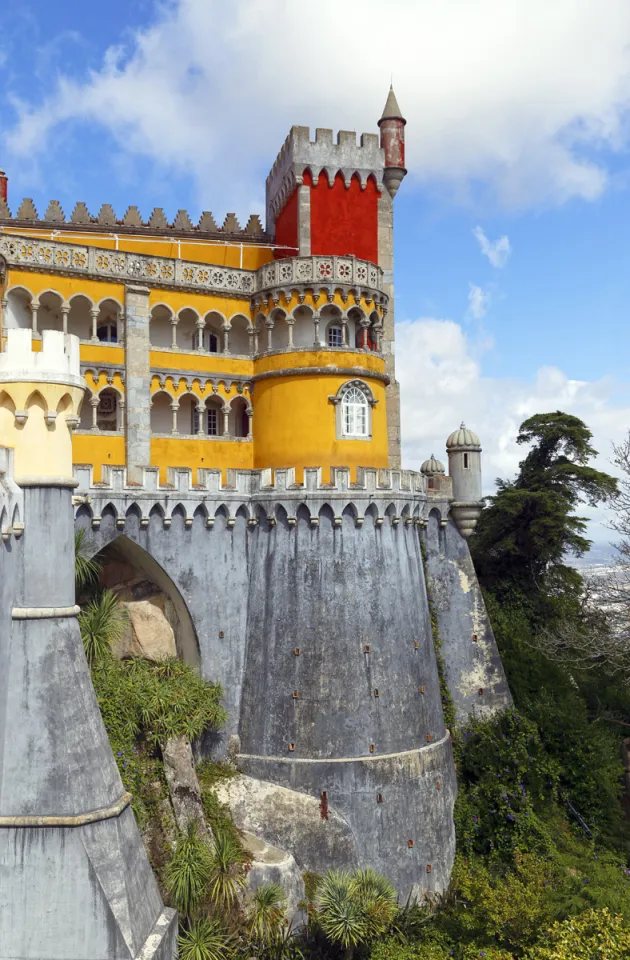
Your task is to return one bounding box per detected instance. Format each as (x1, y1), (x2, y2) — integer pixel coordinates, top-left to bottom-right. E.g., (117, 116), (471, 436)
(207, 825), (247, 911)
(74, 527), (101, 593)
(78, 589), (128, 664)
(164, 821), (212, 920)
(177, 918), (235, 960)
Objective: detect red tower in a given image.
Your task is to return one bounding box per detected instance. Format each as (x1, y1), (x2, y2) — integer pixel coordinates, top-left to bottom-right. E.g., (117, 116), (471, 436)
(0, 168), (7, 204)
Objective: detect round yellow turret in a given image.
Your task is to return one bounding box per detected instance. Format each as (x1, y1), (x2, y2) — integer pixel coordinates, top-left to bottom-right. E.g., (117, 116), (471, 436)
(0, 329), (85, 482)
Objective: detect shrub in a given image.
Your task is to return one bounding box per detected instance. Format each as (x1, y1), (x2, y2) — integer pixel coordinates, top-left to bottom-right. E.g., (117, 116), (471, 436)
(177, 918), (235, 960)
(525, 908), (630, 960)
(164, 822), (212, 919)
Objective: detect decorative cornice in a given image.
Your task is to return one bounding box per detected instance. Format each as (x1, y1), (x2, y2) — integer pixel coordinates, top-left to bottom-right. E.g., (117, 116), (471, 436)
(251, 366), (390, 385)
(1, 236), (385, 304)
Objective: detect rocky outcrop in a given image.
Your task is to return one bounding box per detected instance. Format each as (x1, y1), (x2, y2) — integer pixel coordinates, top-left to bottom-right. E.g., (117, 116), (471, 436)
(117, 595), (177, 660)
(214, 773), (358, 874)
(162, 736), (211, 840)
(241, 832), (305, 927)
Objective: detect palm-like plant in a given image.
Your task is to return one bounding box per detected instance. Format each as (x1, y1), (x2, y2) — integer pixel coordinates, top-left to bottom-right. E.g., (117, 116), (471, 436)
(165, 821), (213, 919)
(246, 882), (288, 947)
(315, 868), (398, 959)
(207, 825), (247, 912)
(315, 871), (367, 958)
(78, 589), (128, 664)
(177, 918), (235, 960)
(74, 527), (101, 593)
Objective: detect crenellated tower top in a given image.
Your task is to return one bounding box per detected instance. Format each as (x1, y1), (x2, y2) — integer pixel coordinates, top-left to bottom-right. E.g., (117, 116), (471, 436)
(0, 329), (85, 483)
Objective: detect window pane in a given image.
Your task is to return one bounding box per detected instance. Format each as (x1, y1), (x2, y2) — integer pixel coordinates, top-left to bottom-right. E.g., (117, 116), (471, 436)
(207, 408), (218, 436)
(328, 325), (343, 347)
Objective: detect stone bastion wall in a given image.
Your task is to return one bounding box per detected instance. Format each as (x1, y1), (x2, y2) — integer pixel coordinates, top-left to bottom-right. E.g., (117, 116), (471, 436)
(70, 462), (510, 898)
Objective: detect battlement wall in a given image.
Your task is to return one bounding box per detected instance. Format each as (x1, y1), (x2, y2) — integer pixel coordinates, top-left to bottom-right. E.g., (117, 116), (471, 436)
(0, 329), (82, 386)
(74, 463), (454, 526)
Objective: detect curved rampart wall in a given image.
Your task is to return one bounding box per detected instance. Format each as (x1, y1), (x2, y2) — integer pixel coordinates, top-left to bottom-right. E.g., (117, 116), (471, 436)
(424, 511), (512, 723)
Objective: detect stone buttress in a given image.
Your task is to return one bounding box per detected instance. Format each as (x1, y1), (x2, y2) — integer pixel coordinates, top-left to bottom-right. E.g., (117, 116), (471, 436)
(0, 330), (176, 960)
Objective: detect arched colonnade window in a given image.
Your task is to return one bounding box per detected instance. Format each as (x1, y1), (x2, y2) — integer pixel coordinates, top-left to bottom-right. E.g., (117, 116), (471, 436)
(3, 287), (123, 343)
(150, 391), (252, 439)
(149, 306), (251, 355)
(254, 304), (383, 354)
(78, 387), (125, 432)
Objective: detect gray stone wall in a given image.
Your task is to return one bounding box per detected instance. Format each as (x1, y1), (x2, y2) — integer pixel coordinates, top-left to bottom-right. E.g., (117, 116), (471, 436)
(125, 284), (152, 482)
(424, 513), (512, 723)
(378, 191), (401, 468)
(0, 484), (176, 959)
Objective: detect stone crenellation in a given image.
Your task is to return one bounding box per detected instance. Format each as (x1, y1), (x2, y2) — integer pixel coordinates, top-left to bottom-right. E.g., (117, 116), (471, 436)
(73, 463), (454, 527)
(0, 446), (24, 541)
(0, 199), (267, 240)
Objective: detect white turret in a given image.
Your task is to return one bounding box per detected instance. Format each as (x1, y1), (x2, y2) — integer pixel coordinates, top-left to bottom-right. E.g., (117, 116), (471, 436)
(445, 423), (483, 537)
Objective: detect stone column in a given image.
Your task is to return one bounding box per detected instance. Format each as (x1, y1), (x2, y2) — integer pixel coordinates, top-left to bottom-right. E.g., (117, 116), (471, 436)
(222, 323), (230, 354)
(313, 312), (321, 347)
(246, 409), (253, 440)
(378, 190), (401, 467)
(222, 405), (230, 437)
(171, 315), (178, 349)
(297, 183), (311, 257)
(61, 304), (70, 336)
(341, 316), (348, 347)
(254, 328), (260, 354)
(171, 401), (179, 435)
(287, 317), (295, 348)
(196, 320), (205, 351)
(90, 307), (99, 342)
(265, 319), (274, 352)
(90, 395), (99, 429)
(30, 299), (39, 335)
(248, 328), (256, 356)
(124, 285), (152, 483)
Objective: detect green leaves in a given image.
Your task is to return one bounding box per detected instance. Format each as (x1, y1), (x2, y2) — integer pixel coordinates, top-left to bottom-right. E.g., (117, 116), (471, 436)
(79, 589), (128, 665)
(314, 868), (398, 955)
(245, 882), (288, 948)
(165, 821), (213, 919)
(74, 527), (102, 593)
(471, 411), (617, 598)
(178, 917), (235, 960)
(206, 825), (247, 912)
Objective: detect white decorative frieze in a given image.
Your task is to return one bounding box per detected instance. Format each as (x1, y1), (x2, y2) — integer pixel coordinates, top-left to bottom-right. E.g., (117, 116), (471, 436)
(0, 235), (382, 300)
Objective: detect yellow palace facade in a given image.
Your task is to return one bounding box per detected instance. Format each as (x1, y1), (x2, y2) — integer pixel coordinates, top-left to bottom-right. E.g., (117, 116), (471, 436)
(0, 98), (407, 483)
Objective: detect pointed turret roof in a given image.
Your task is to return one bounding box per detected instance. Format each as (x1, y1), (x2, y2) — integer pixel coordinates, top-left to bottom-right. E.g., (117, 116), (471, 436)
(379, 85), (406, 124)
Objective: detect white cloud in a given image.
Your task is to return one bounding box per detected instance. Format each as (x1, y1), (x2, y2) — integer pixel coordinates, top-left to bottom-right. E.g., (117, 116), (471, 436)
(5, 0), (630, 211)
(397, 316), (630, 540)
(473, 226), (511, 268)
(467, 283), (491, 320)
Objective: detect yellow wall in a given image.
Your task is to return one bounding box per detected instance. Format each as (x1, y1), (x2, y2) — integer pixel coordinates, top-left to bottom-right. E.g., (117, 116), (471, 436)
(1, 380), (84, 481)
(150, 350), (252, 379)
(151, 437), (253, 483)
(73, 433), (126, 482)
(4, 227), (273, 270)
(252, 350), (388, 481)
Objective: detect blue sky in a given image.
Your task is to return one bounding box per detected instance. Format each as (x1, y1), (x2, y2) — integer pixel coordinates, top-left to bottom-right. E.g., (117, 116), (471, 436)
(2, 0), (630, 540)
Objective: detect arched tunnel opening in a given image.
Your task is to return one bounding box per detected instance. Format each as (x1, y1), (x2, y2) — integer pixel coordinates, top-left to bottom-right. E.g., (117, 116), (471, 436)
(89, 534), (201, 669)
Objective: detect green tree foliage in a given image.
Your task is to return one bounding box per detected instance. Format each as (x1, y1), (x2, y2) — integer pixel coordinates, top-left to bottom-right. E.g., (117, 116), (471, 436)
(206, 825), (247, 913)
(525, 908), (630, 960)
(471, 412), (617, 598)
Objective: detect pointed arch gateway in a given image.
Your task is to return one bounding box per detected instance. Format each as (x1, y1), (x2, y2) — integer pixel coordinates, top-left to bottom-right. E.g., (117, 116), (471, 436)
(90, 534), (200, 668)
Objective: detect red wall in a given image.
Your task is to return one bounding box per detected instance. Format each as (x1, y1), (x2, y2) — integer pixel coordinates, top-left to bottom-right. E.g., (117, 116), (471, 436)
(310, 172), (379, 265)
(274, 187), (298, 259)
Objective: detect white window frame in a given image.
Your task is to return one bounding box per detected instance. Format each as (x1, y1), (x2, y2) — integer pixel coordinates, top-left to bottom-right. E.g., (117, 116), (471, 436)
(327, 325), (343, 348)
(330, 379), (377, 441)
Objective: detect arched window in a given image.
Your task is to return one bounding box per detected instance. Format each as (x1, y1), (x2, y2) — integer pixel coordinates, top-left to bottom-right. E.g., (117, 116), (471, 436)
(327, 325), (343, 348)
(97, 321), (118, 343)
(342, 385), (368, 437)
(333, 379), (375, 441)
(97, 389), (119, 431)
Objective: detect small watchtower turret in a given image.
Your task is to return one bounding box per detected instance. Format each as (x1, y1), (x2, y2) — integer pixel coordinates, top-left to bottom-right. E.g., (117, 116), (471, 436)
(446, 423), (483, 537)
(378, 85), (407, 197)
(0, 166), (7, 203)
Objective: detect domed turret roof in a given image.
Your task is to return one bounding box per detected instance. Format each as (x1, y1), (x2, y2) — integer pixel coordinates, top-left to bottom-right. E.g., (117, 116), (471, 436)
(420, 454), (445, 476)
(446, 422), (481, 451)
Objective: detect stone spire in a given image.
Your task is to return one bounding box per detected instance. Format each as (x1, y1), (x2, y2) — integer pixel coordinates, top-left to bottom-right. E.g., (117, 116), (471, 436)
(378, 85), (407, 197)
